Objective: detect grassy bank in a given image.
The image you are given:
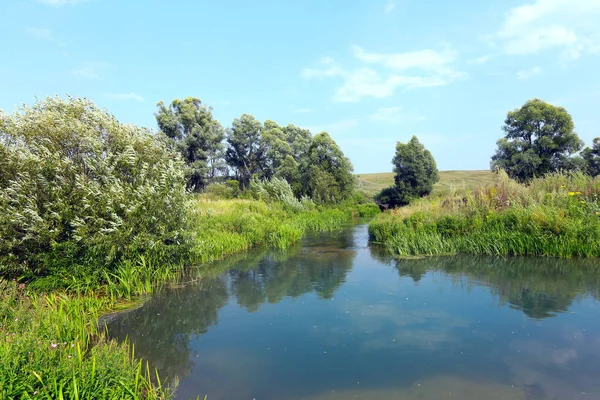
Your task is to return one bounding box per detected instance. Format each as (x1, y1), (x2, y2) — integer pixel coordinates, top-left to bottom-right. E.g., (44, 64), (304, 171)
(357, 170), (495, 198)
(369, 171), (600, 258)
(1, 197), (378, 399)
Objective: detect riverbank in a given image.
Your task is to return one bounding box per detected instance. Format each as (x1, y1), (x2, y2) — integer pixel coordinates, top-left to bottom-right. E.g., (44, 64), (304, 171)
(0, 197), (378, 399)
(369, 171), (600, 258)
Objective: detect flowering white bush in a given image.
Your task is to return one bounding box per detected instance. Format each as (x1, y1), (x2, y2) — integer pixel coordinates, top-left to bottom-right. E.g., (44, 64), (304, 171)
(0, 96), (188, 278)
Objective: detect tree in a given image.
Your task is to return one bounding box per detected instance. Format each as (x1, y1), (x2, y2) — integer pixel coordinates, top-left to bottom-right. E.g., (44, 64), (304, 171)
(225, 114), (265, 188)
(583, 138), (600, 177)
(377, 136), (438, 207)
(301, 132), (355, 203)
(260, 120), (292, 179)
(491, 99), (584, 181)
(155, 97), (225, 191)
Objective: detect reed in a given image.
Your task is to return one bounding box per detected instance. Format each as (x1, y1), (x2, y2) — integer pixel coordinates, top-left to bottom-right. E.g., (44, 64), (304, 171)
(369, 171), (600, 258)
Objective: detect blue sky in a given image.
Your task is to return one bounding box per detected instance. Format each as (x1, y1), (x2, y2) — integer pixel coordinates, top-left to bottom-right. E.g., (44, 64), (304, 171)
(1, 0), (599, 173)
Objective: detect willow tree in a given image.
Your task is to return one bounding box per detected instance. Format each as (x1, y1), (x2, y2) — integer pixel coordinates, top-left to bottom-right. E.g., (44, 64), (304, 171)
(155, 97), (225, 191)
(491, 99), (584, 181)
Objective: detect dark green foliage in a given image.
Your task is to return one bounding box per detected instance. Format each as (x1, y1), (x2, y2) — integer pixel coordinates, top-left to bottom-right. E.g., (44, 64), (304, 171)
(155, 96), (225, 191)
(275, 155), (303, 196)
(491, 99), (584, 181)
(225, 114), (265, 188)
(583, 138), (600, 177)
(376, 136), (439, 207)
(0, 96), (189, 278)
(301, 132), (355, 203)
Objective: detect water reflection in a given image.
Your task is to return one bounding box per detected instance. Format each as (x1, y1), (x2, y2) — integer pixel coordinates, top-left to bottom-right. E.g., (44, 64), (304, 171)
(107, 229), (356, 382)
(107, 225), (600, 400)
(372, 251), (600, 319)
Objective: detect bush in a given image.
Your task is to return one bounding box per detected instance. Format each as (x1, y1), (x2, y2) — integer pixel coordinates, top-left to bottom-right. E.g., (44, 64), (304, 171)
(0, 96), (189, 278)
(249, 177), (305, 211)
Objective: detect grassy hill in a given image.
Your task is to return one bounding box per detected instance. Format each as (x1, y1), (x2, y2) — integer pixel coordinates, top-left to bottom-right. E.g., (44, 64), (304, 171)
(356, 170), (495, 197)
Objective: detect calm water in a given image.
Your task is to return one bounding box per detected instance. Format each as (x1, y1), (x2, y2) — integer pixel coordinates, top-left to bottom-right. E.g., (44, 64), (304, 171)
(108, 224), (600, 400)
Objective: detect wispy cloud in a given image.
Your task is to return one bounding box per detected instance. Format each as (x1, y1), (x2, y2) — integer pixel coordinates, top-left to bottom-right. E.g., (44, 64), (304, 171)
(470, 55), (491, 64)
(369, 106), (425, 124)
(517, 66), (542, 80)
(304, 119), (359, 134)
(72, 62), (113, 79)
(302, 46), (466, 102)
(292, 107), (314, 114)
(35, 0), (89, 5)
(384, 0), (396, 14)
(106, 92), (144, 102)
(495, 0), (600, 60)
(27, 28), (54, 41)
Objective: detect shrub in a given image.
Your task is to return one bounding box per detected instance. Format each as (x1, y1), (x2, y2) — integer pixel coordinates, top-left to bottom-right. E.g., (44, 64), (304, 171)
(0, 96), (189, 278)
(249, 177), (305, 211)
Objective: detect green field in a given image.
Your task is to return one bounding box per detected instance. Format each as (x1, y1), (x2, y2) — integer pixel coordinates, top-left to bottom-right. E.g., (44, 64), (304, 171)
(356, 170), (496, 197)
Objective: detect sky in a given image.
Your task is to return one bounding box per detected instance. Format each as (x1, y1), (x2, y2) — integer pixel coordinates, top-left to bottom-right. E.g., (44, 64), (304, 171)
(1, 0), (599, 174)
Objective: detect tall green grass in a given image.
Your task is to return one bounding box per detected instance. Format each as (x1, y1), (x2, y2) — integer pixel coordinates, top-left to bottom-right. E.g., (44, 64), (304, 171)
(0, 279), (173, 399)
(369, 171), (600, 258)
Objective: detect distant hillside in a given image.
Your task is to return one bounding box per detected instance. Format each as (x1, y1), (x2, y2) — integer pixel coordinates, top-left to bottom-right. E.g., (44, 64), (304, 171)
(356, 170), (495, 197)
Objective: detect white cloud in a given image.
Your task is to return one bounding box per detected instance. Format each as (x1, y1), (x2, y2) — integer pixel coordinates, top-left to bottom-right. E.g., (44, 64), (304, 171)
(496, 0), (600, 59)
(106, 92), (144, 102)
(384, 0), (396, 14)
(302, 46), (466, 102)
(517, 66), (542, 80)
(470, 55), (491, 64)
(368, 106), (425, 124)
(292, 107), (314, 114)
(35, 0), (88, 5)
(304, 119), (359, 134)
(72, 62), (113, 79)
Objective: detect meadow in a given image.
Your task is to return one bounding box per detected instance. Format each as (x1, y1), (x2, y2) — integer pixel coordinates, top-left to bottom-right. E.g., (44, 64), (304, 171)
(369, 171), (600, 258)
(356, 170), (495, 198)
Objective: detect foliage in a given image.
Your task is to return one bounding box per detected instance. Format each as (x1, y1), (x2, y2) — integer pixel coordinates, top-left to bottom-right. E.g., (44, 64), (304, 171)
(249, 177), (308, 211)
(583, 137), (600, 177)
(0, 96), (189, 279)
(301, 132), (355, 203)
(369, 171), (600, 258)
(155, 97), (225, 191)
(225, 114), (265, 188)
(375, 136), (438, 207)
(491, 99), (584, 181)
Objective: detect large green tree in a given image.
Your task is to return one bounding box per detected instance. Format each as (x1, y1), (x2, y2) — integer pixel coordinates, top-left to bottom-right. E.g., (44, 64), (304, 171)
(377, 136), (438, 207)
(301, 132), (355, 203)
(491, 99), (584, 181)
(225, 114), (265, 188)
(583, 138), (600, 177)
(155, 97), (225, 191)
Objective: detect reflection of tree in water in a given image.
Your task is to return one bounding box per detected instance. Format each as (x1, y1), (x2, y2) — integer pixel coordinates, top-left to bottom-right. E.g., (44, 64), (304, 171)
(230, 228), (356, 310)
(384, 254), (600, 319)
(107, 276), (229, 380)
(107, 229), (356, 385)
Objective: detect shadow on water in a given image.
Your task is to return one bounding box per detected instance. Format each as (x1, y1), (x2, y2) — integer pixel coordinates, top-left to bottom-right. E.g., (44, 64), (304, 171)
(107, 225), (600, 400)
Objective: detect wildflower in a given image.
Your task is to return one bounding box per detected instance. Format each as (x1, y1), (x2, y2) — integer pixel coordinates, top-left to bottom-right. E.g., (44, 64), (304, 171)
(33, 391), (37, 395)
(51, 343), (57, 348)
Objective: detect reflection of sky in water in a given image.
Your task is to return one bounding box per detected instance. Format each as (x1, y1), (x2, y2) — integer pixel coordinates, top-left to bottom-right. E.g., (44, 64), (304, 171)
(107, 225), (600, 400)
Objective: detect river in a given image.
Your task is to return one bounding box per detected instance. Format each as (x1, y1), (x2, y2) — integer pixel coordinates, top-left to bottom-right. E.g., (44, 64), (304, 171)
(107, 224), (600, 399)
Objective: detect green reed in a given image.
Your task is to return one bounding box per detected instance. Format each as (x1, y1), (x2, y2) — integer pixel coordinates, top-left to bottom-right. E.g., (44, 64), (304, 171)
(370, 171), (600, 258)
